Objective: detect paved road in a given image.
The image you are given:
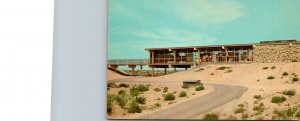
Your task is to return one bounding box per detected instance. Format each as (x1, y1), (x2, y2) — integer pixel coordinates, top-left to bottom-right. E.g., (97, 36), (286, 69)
(139, 84), (247, 119)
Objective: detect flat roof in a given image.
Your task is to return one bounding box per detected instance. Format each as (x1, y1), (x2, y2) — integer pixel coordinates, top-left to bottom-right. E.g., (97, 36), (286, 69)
(145, 39), (299, 51)
(145, 43), (254, 51)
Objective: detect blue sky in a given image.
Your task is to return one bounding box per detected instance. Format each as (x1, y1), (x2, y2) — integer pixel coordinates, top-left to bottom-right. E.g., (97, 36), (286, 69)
(108, 0), (300, 59)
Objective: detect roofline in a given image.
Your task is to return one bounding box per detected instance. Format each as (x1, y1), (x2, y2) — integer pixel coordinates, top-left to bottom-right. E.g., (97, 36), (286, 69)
(145, 43), (256, 51)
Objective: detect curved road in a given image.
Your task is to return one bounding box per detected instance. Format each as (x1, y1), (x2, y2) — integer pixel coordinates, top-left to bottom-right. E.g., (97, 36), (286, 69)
(139, 84), (247, 119)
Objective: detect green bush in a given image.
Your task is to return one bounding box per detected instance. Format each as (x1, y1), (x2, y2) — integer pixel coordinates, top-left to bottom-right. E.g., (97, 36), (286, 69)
(119, 83), (130, 88)
(178, 91), (187, 97)
(271, 96), (286, 104)
(136, 96), (147, 104)
(282, 90), (296, 97)
(292, 77), (299, 82)
(234, 107), (246, 114)
(267, 76), (275, 80)
(115, 94), (127, 108)
(182, 84), (189, 89)
(203, 113), (219, 120)
(107, 94), (114, 114)
(282, 72), (289, 76)
(271, 66), (276, 69)
(128, 101), (142, 113)
(163, 86), (168, 93)
(130, 84), (149, 96)
(195, 86), (205, 91)
(154, 87), (161, 92)
(164, 93), (175, 101)
(262, 67), (268, 70)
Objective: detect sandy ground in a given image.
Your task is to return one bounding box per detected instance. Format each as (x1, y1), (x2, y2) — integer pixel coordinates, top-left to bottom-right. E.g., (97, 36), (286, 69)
(107, 62), (300, 120)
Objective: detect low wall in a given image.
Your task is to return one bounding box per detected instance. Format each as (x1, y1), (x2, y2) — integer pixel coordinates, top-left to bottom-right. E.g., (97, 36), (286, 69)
(253, 43), (300, 63)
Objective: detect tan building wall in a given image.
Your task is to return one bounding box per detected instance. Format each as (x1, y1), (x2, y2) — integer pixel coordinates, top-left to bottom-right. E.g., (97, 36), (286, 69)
(253, 43), (300, 63)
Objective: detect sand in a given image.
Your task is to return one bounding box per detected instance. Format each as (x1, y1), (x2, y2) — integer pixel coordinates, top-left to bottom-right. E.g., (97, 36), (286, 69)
(107, 62), (300, 120)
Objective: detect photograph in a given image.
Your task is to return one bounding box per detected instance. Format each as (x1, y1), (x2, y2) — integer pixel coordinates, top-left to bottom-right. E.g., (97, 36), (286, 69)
(107, 0), (300, 120)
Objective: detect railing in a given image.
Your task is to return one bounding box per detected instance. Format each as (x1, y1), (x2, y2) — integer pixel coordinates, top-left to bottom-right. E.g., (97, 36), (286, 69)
(108, 59), (149, 65)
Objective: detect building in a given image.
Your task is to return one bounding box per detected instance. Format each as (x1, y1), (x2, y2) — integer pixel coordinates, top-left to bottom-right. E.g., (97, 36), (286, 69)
(145, 39), (300, 73)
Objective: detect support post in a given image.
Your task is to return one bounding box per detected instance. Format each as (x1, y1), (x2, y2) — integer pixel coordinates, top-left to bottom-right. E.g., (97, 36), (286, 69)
(225, 48), (228, 62)
(128, 65), (136, 76)
(197, 49), (201, 65)
(151, 51), (154, 64)
(131, 68), (134, 76)
(185, 68), (187, 70)
(173, 50), (176, 63)
(174, 67), (176, 72)
(152, 67), (154, 77)
(140, 65), (143, 76)
(164, 68), (167, 75)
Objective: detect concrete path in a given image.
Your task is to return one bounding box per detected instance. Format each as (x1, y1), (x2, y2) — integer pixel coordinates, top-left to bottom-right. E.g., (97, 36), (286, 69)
(139, 84), (247, 119)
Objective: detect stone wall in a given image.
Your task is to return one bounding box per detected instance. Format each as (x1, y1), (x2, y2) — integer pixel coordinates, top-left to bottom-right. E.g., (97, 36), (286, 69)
(253, 43), (300, 63)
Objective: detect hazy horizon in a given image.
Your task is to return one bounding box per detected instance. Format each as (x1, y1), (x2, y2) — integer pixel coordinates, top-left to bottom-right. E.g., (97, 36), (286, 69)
(108, 0), (300, 59)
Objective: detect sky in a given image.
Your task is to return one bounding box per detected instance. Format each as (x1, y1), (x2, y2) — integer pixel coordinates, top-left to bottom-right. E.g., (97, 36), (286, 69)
(108, 0), (300, 59)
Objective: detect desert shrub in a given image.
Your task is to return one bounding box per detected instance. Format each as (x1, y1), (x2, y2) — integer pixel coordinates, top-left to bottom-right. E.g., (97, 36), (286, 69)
(273, 109), (289, 120)
(253, 94), (262, 100)
(283, 90), (296, 97)
(262, 67), (268, 70)
(115, 94), (127, 108)
(282, 72), (289, 76)
(163, 86), (168, 93)
(118, 90), (126, 95)
(154, 87), (161, 92)
(136, 84), (149, 91)
(195, 85), (205, 91)
(107, 94), (114, 114)
(216, 66), (230, 70)
(146, 84), (151, 86)
(271, 66), (276, 69)
(256, 116), (264, 120)
(203, 113), (219, 120)
(182, 84), (189, 89)
(130, 84), (149, 96)
(238, 103), (244, 108)
(107, 82), (117, 89)
(225, 115), (237, 120)
(292, 77), (299, 82)
(164, 93), (175, 101)
(154, 103), (161, 108)
(178, 91), (187, 97)
(128, 101), (142, 113)
(210, 73), (214, 75)
(267, 76), (275, 80)
(234, 107), (246, 114)
(130, 89), (139, 97)
(271, 96), (286, 104)
(225, 69), (233, 73)
(241, 113), (249, 120)
(136, 96), (146, 104)
(253, 103), (265, 115)
(119, 83), (130, 88)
